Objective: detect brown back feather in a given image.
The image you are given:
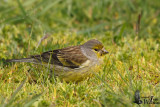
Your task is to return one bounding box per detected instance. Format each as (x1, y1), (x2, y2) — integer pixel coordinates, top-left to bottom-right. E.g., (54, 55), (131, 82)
(31, 46), (88, 69)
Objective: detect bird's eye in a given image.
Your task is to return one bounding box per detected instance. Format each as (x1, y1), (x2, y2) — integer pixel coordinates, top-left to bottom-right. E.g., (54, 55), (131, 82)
(94, 49), (98, 51)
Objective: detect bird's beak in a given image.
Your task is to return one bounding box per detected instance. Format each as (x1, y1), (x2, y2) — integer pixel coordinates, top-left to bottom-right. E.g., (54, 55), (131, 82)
(102, 48), (109, 55)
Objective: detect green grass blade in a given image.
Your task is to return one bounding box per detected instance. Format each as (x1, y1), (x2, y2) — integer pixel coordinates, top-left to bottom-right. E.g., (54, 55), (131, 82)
(16, 0), (27, 17)
(37, 0), (62, 17)
(24, 93), (43, 107)
(2, 78), (27, 107)
(113, 65), (129, 87)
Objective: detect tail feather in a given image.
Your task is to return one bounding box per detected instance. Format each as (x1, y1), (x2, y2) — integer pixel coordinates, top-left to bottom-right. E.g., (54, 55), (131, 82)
(6, 58), (38, 63)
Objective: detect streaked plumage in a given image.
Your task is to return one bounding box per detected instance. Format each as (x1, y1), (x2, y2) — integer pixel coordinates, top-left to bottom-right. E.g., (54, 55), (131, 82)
(7, 39), (109, 82)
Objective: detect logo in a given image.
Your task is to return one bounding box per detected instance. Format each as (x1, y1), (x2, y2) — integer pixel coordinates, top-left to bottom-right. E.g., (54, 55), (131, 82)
(134, 90), (160, 104)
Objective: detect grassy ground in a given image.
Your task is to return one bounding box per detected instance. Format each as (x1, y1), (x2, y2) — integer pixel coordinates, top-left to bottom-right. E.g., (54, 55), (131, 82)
(0, 0), (160, 106)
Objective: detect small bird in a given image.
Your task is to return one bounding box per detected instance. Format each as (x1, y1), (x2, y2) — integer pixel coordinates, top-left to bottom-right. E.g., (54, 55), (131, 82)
(7, 39), (109, 82)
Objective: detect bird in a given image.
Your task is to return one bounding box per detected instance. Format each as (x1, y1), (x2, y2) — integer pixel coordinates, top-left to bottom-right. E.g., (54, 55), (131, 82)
(6, 39), (109, 82)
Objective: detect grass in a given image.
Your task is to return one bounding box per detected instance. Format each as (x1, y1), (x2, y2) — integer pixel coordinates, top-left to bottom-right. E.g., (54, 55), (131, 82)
(0, 0), (160, 106)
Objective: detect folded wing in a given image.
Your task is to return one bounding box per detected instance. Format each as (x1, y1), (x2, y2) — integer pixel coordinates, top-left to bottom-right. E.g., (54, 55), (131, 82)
(31, 46), (88, 69)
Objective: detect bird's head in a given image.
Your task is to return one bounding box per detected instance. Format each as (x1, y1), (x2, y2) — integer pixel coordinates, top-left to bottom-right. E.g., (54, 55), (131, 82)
(82, 39), (109, 57)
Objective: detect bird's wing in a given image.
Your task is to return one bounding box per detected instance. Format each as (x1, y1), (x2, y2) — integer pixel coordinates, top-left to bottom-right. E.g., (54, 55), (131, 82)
(31, 46), (88, 68)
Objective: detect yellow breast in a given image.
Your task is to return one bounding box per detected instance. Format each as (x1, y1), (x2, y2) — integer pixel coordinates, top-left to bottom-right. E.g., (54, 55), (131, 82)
(55, 61), (101, 82)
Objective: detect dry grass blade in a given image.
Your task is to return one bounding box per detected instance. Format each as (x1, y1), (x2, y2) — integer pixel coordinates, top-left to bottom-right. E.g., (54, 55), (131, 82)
(36, 33), (51, 49)
(136, 12), (142, 36)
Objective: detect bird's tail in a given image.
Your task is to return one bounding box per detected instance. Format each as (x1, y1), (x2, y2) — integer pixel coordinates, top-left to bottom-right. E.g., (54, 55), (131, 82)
(6, 58), (37, 63)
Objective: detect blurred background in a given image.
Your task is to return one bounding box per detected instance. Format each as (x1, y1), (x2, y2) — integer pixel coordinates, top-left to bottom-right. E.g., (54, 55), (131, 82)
(1, 0), (160, 35)
(0, 0), (160, 49)
(0, 0), (159, 56)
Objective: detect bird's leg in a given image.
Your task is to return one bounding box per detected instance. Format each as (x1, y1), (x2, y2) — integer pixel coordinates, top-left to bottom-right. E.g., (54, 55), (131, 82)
(49, 69), (56, 83)
(25, 67), (37, 83)
(49, 69), (53, 78)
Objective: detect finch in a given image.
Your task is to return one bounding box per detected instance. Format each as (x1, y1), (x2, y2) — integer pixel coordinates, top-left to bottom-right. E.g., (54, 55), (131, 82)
(7, 39), (109, 82)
